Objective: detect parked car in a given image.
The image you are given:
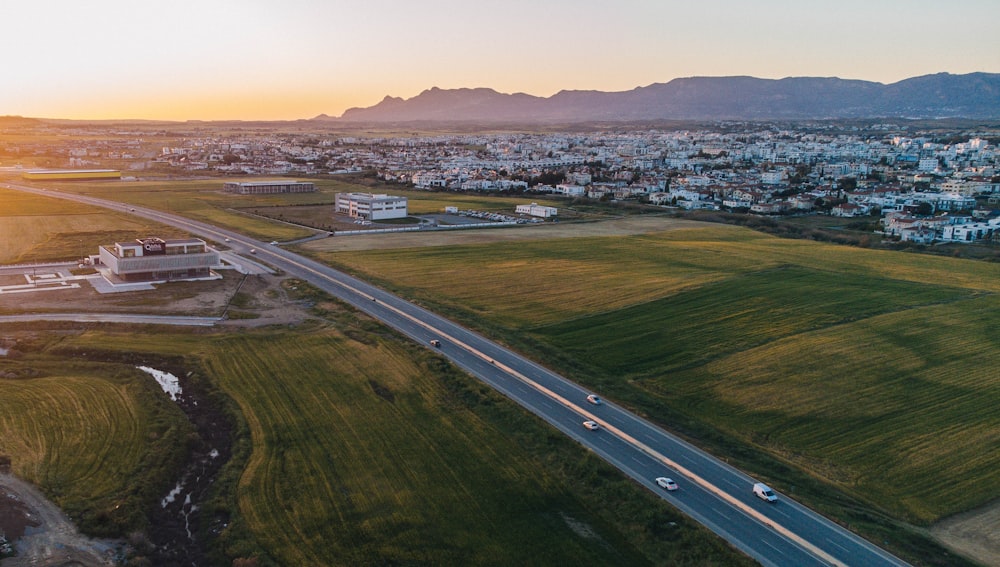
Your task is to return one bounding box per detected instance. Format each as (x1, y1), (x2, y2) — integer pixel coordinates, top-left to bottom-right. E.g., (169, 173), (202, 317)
(586, 394), (603, 405)
(582, 420), (600, 431)
(655, 477), (678, 491)
(753, 482), (777, 502)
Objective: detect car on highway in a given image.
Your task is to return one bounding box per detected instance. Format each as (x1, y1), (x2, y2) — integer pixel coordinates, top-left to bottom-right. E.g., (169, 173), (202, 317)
(224, 238), (231, 242)
(249, 249), (256, 254)
(430, 339), (441, 347)
(655, 477), (678, 491)
(582, 420), (600, 431)
(586, 394), (603, 405)
(753, 482), (777, 502)
(270, 241), (279, 245)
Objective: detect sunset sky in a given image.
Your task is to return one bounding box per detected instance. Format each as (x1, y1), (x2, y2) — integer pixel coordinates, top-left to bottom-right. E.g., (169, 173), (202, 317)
(2, 0), (998, 121)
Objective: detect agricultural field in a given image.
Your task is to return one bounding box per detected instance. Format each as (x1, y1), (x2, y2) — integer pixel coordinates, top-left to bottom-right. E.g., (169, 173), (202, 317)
(0, 350), (191, 536)
(0, 187), (183, 264)
(312, 224), (1000, 536)
(39, 314), (753, 567)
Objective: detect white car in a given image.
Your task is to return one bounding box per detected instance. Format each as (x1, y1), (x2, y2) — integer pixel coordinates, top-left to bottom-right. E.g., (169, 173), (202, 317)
(270, 241), (279, 245)
(586, 394), (603, 405)
(753, 482), (777, 502)
(655, 477), (678, 491)
(582, 420), (600, 431)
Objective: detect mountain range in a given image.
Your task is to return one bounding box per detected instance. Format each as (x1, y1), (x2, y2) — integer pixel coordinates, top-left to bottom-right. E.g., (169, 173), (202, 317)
(316, 73), (1000, 123)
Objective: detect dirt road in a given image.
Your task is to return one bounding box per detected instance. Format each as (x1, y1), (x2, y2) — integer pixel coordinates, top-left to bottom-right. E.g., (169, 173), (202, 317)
(0, 474), (117, 567)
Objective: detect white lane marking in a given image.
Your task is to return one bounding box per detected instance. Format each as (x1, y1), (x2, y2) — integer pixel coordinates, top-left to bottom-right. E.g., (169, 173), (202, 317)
(826, 538), (851, 554)
(759, 538), (786, 557)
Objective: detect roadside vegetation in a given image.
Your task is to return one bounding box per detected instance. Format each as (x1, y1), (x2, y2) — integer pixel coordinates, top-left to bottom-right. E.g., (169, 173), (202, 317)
(10, 311), (755, 566)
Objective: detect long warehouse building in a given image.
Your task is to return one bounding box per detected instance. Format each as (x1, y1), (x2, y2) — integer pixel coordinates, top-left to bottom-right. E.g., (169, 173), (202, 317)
(223, 180), (315, 194)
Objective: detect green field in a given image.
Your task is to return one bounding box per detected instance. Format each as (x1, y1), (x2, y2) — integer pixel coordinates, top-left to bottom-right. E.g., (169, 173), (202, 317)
(35, 312), (753, 566)
(317, 224), (1000, 528)
(0, 187), (187, 263)
(0, 350), (191, 535)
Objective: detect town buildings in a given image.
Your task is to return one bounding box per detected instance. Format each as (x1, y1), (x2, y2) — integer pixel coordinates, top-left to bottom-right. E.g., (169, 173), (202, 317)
(6, 120), (999, 245)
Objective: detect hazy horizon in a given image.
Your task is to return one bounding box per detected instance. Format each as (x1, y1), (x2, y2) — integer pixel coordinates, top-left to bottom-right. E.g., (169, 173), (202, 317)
(3, 0), (998, 122)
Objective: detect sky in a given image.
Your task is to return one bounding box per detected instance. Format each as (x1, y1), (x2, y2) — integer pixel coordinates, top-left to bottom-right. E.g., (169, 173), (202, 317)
(1, 0), (998, 121)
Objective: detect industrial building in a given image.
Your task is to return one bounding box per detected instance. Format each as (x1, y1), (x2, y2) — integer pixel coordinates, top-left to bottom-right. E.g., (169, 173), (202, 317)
(223, 180), (316, 194)
(515, 203), (558, 218)
(335, 192), (408, 220)
(98, 237), (219, 282)
(22, 169), (121, 181)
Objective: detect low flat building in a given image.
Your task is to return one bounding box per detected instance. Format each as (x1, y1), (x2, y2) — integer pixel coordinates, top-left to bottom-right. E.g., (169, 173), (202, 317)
(335, 192), (408, 220)
(515, 203), (557, 218)
(98, 237), (219, 282)
(23, 169), (121, 181)
(223, 180), (315, 194)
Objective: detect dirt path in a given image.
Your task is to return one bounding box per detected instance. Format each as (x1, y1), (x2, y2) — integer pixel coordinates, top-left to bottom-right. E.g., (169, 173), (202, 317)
(931, 499), (1000, 567)
(0, 474), (117, 566)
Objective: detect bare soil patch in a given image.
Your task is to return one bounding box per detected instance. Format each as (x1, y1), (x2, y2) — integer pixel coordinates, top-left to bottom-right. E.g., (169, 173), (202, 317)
(931, 499), (1000, 567)
(0, 270), (311, 329)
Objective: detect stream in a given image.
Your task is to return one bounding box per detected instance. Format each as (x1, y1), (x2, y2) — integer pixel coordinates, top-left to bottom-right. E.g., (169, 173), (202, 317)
(136, 364), (232, 566)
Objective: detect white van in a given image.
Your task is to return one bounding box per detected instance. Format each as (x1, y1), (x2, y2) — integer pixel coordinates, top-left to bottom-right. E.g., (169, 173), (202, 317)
(753, 482), (777, 502)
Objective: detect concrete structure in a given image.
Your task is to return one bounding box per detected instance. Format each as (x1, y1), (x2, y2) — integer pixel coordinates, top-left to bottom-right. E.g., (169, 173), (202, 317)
(335, 192), (408, 220)
(98, 237), (219, 281)
(223, 180), (315, 194)
(22, 169), (121, 181)
(515, 203), (558, 218)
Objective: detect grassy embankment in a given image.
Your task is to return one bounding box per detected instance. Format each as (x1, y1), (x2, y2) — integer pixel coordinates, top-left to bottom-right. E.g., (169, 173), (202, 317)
(311, 223), (1000, 565)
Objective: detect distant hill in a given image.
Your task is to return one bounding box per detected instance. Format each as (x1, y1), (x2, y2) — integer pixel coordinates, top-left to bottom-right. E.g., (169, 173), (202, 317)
(323, 73), (1000, 123)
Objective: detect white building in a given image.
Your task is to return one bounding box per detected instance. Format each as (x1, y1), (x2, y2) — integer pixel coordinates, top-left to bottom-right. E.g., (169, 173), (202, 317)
(335, 192), (408, 220)
(554, 184), (586, 196)
(515, 203), (557, 218)
(918, 158), (939, 173)
(98, 237), (219, 282)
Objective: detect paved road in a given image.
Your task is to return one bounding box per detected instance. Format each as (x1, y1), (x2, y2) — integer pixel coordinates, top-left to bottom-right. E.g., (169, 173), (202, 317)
(3, 181), (910, 567)
(0, 313), (220, 326)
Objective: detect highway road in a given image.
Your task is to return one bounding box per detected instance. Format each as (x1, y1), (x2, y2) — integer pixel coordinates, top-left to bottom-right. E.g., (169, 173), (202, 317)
(3, 181), (910, 567)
